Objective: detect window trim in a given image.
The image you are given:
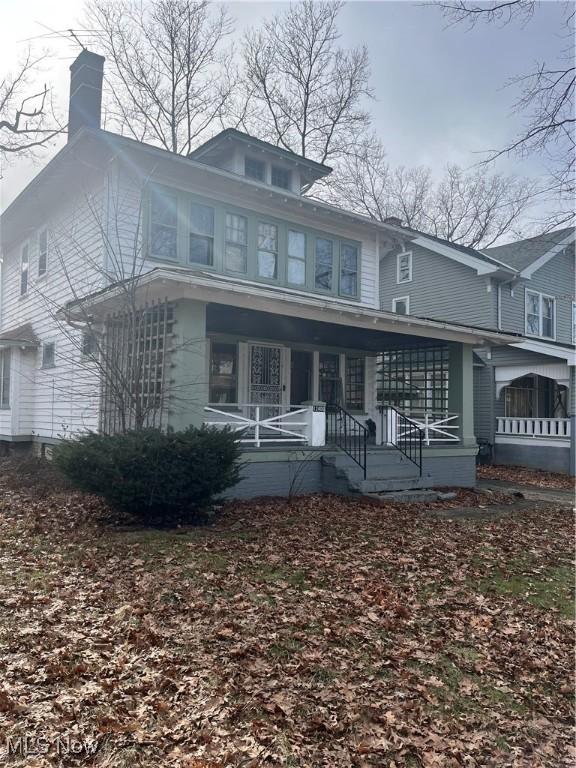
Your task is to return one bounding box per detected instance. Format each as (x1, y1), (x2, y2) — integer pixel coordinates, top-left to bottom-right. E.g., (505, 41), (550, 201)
(256, 220), (279, 281)
(41, 341), (56, 370)
(188, 200), (215, 267)
(287, 229), (307, 287)
(148, 186), (179, 262)
(270, 164), (291, 191)
(38, 229), (48, 278)
(0, 349), (11, 409)
(20, 244), (29, 296)
(314, 236), (335, 293)
(392, 296), (410, 315)
(525, 289), (556, 340)
(396, 251), (413, 284)
(244, 156), (266, 182)
(572, 302), (576, 345)
(224, 212), (248, 274)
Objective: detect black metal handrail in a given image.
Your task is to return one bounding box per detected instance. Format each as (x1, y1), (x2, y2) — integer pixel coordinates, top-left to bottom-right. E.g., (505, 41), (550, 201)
(379, 405), (423, 475)
(326, 404), (368, 479)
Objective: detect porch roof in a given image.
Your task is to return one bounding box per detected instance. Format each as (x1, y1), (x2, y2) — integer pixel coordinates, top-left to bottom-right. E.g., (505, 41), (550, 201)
(63, 267), (520, 348)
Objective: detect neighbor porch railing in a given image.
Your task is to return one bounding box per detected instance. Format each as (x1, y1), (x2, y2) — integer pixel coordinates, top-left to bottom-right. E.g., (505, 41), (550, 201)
(496, 417), (571, 439)
(204, 403), (325, 448)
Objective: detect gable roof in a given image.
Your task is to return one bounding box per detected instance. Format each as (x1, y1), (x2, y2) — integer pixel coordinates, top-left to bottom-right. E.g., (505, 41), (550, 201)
(482, 226), (575, 274)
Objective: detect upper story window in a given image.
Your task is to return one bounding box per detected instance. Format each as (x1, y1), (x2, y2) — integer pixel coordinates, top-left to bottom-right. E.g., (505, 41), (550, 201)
(526, 289), (555, 339)
(397, 251), (412, 284)
(287, 230), (306, 285)
(189, 202), (214, 265)
(271, 165), (291, 190)
(315, 238), (333, 291)
(225, 213), (248, 273)
(20, 245), (29, 296)
(257, 222), (278, 279)
(38, 230), (48, 277)
(392, 296), (409, 315)
(42, 342), (56, 369)
(0, 350), (10, 409)
(245, 156), (265, 182)
(572, 302), (576, 344)
(150, 188), (178, 260)
(340, 243), (358, 297)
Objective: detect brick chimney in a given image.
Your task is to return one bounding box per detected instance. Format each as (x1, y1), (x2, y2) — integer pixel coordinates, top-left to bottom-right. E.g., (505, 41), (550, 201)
(68, 49), (105, 140)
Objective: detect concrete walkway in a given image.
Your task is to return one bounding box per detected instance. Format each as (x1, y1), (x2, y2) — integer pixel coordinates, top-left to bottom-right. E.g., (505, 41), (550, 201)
(477, 478), (575, 506)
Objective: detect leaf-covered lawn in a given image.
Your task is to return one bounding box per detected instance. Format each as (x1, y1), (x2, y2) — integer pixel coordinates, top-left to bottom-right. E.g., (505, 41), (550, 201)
(477, 463), (574, 490)
(0, 481), (573, 767)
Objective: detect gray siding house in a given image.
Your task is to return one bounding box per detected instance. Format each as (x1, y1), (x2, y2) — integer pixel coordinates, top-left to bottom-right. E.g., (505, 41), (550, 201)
(380, 227), (575, 474)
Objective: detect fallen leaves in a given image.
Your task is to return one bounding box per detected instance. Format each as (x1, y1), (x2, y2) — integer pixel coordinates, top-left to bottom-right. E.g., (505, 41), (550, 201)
(0, 465), (573, 767)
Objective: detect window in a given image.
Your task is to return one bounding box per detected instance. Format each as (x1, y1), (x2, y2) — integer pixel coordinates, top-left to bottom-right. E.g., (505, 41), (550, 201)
(271, 165), (291, 190)
(526, 290), (555, 339)
(81, 331), (98, 359)
(209, 342), (237, 404)
(378, 346), (449, 417)
(225, 213), (248, 273)
(150, 188), (178, 260)
(573, 302), (576, 344)
(20, 245), (29, 296)
(0, 350), (10, 408)
(340, 243), (358, 297)
(38, 230), (48, 277)
(245, 156), (265, 181)
(189, 202), (214, 265)
(257, 222), (278, 279)
(345, 357), (365, 411)
(396, 251), (412, 284)
(315, 238), (333, 290)
(287, 230), (306, 285)
(392, 296), (409, 315)
(42, 342), (55, 369)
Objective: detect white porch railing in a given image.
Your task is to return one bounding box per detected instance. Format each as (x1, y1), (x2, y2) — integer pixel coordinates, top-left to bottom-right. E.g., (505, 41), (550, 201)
(204, 403), (325, 448)
(376, 408), (460, 446)
(496, 417), (571, 439)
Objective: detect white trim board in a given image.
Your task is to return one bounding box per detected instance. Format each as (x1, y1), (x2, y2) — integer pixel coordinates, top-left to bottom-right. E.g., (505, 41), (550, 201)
(410, 236), (500, 276)
(511, 339), (576, 365)
(520, 231), (575, 278)
(495, 435), (570, 448)
(494, 362), (570, 397)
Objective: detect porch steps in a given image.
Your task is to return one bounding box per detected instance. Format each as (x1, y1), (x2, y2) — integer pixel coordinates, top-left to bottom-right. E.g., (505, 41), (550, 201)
(322, 450), (432, 495)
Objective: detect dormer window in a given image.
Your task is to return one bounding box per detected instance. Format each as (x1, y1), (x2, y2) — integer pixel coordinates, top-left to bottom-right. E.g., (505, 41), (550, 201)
(271, 165), (291, 190)
(245, 156), (265, 181)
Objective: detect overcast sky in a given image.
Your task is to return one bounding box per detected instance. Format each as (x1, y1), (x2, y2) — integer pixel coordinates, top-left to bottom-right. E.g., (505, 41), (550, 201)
(0, 0), (568, 211)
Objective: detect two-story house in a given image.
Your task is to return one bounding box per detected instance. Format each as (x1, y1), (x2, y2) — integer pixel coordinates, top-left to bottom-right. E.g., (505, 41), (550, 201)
(0, 50), (518, 497)
(380, 226), (575, 474)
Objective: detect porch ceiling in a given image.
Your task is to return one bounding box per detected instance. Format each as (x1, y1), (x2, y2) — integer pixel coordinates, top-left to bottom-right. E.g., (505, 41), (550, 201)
(207, 305), (442, 351)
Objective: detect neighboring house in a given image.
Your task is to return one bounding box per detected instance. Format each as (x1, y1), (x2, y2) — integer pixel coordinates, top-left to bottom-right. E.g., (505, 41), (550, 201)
(0, 50), (518, 497)
(380, 226), (576, 474)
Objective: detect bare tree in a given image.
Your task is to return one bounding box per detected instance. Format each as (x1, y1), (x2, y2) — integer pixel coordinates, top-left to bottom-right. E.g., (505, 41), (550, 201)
(85, 0), (236, 154)
(325, 139), (535, 247)
(436, 0), (575, 229)
(0, 50), (63, 158)
(241, 0), (372, 166)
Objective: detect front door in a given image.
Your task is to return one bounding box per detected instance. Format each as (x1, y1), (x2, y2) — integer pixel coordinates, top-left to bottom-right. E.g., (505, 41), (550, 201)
(249, 344), (284, 409)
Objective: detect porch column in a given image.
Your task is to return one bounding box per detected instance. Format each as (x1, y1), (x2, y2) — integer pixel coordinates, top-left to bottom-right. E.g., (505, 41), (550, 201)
(168, 299), (208, 431)
(448, 342), (476, 448)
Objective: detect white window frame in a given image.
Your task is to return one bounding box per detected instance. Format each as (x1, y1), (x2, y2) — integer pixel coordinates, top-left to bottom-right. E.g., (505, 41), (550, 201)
(525, 289), (556, 340)
(572, 302), (576, 344)
(392, 296), (410, 315)
(20, 244), (29, 296)
(38, 229), (48, 277)
(0, 349), (10, 409)
(42, 341), (56, 369)
(396, 251), (412, 284)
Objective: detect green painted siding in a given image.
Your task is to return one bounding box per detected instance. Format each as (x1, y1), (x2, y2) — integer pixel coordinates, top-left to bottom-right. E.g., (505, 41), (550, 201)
(145, 183), (362, 302)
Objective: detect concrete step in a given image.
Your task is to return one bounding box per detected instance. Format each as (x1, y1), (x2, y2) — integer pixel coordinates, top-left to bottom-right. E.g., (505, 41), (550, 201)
(350, 475), (431, 493)
(365, 489), (446, 503)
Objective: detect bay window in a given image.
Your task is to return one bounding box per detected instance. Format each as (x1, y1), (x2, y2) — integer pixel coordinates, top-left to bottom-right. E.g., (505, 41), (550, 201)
(257, 222), (278, 279)
(189, 202), (214, 266)
(225, 213), (248, 273)
(287, 230), (306, 285)
(315, 238), (333, 290)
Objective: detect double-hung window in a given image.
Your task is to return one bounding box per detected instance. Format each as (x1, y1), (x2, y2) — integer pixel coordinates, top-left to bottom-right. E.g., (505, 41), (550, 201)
(397, 251), (412, 283)
(526, 290), (555, 339)
(42, 342), (55, 369)
(287, 230), (306, 285)
(225, 213), (248, 273)
(245, 157), (265, 181)
(257, 222), (278, 279)
(271, 165), (291, 190)
(38, 230), (48, 277)
(189, 202), (214, 266)
(572, 302), (576, 344)
(20, 245), (29, 296)
(340, 243), (358, 297)
(150, 188), (178, 260)
(0, 350), (10, 408)
(315, 238), (333, 290)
